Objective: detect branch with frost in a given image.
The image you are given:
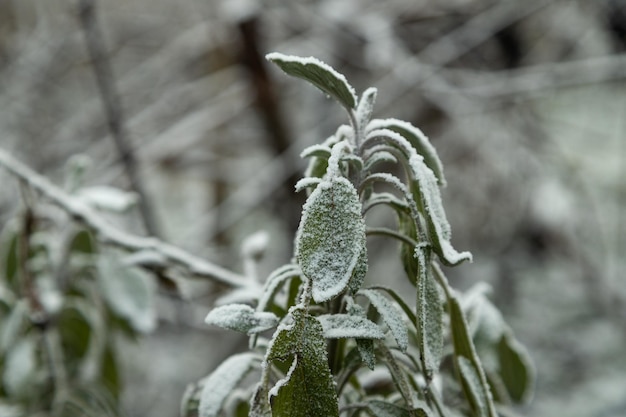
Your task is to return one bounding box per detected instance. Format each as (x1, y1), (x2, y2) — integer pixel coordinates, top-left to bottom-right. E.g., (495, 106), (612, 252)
(0, 148), (248, 288)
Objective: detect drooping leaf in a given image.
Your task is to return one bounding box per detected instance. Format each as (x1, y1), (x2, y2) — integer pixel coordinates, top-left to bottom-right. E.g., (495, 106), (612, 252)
(267, 309), (338, 417)
(415, 249), (443, 379)
(498, 333), (534, 404)
(97, 252), (156, 333)
(198, 352), (259, 417)
(367, 119), (446, 186)
(317, 314), (385, 340)
(296, 176), (366, 302)
(266, 52), (357, 110)
(205, 304), (278, 335)
(359, 289), (408, 352)
(457, 356), (489, 417)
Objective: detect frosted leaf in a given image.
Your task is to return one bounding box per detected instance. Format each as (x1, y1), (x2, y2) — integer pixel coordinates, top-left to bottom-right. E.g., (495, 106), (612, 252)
(326, 141), (352, 178)
(317, 314), (385, 339)
(294, 177), (322, 192)
(296, 176), (366, 303)
(359, 289), (408, 352)
(300, 144), (332, 159)
(362, 192), (409, 214)
(364, 150), (398, 171)
(356, 338), (376, 370)
(266, 310), (339, 417)
(415, 248), (443, 378)
(3, 336), (37, 396)
(198, 352), (259, 417)
(368, 400), (432, 417)
(458, 357), (489, 417)
(77, 185), (138, 212)
(356, 87), (378, 128)
(241, 230), (270, 260)
(256, 264), (301, 313)
(97, 252), (156, 333)
(266, 52), (357, 110)
(346, 244), (368, 294)
(205, 304), (278, 335)
(367, 118), (446, 186)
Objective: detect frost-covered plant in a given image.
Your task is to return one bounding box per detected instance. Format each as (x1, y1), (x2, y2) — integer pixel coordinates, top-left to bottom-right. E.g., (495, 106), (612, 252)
(182, 53), (534, 417)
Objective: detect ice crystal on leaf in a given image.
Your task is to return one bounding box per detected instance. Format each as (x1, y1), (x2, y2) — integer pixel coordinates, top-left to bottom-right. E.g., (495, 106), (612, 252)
(205, 304), (278, 335)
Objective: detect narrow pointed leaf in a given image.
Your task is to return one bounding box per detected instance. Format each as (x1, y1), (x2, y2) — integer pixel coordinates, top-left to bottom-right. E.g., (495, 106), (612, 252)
(359, 289), (408, 352)
(266, 52), (357, 110)
(205, 304), (278, 335)
(356, 87), (378, 127)
(267, 310), (338, 417)
(296, 177), (366, 302)
(317, 314), (385, 339)
(198, 352), (259, 417)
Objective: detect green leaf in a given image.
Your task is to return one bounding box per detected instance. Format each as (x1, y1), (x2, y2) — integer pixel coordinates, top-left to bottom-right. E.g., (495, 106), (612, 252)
(296, 176), (366, 302)
(267, 309), (339, 417)
(347, 244), (368, 294)
(317, 314), (385, 339)
(205, 304), (278, 335)
(356, 338), (376, 370)
(356, 87), (378, 128)
(198, 352), (259, 417)
(266, 52), (357, 110)
(368, 119), (446, 186)
(368, 400), (411, 417)
(359, 289), (408, 352)
(415, 249), (443, 379)
(498, 333), (534, 404)
(3, 335), (38, 398)
(70, 229), (96, 254)
(97, 251), (156, 333)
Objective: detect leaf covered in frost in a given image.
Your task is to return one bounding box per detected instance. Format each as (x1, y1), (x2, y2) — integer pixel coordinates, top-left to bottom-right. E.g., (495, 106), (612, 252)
(267, 309), (338, 417)
(359, 289), (408, 352)
(317, 314), (385, 339)
(296, 176), (366, 302)
(266, 52), (357, 110)
(205, 304), (278, 335)
(97, 252), (156, 333)
(198, 352), (259, 417)
(356, 87), (377, 128)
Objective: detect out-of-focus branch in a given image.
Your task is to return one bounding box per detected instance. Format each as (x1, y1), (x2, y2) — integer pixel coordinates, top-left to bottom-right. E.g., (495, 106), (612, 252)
(77, 0), (161, 238)
(0, 148), (248, 288)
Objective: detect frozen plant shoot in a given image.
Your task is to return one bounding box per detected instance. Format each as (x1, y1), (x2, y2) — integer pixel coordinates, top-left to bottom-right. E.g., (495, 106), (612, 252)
(182, 53), (534, 417)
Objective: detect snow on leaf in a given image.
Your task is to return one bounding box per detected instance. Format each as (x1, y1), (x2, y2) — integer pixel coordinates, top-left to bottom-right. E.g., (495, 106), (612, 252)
(266, 52), (357, 110)
(296, 175), (366, 303)
(266, 309), (339, 417)
(76, 185), (138, 212)
(3, 335), (37, 397)
(346, 243), (368, 294)
(300, 144), (332, 160)
(198, 352), (259, 417)
(356, 87), (378, 128)
(415, 248), (443, 378)
(205, 304), (278, 335)
(367, 118), (446, 186)
(359, 289), (409, 352)
(97, 252), (156, 333)
(294, 177), (322, 193)
(317, 314), (385, 339)
(458, 356), (489, 417)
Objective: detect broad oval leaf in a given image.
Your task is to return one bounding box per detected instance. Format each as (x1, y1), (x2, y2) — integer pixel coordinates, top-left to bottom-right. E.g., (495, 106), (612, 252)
(198, 352), (259, 417)
(267, 310), (339, 417)
(266, 52), (357, 110)
(498, 333), (534, 404)
(205, 304), (278, 335)
(359, 289), (408, 352)
(296, 177), (366, 302)
(317, 314), (385, 339)
(97, 252), (156, 333)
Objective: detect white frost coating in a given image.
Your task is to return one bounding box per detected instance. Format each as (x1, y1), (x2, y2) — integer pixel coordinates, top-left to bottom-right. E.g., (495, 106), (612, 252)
(359, 289), (409, 352)
(300, 144), (332, 159)
(256, 264), (301, 313)
(326, 141), (352, 178)
(77, 186), (138, 212)
(356, 87), (378, 128)
(205, 304), (278, 335)
(265, 53), (358, 107)
(295, 177), (322, 192)
(317, 314), (385, 339)
(198, 352), (258, 417)
(268, 356), (298, 400)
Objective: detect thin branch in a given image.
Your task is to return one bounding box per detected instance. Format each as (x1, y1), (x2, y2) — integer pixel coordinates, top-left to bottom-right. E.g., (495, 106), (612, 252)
(77, 0), (161, 238)
(0, 148), (248, 288)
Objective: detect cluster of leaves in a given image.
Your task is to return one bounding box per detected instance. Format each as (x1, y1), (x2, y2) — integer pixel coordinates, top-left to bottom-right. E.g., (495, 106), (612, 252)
(0, 174), (156, 417)
(183, 54), (534, 417)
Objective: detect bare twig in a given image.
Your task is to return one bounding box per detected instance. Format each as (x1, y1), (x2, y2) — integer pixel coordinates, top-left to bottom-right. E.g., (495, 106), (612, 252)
(77, 0), (161, 238)
(0, 148), (248, 288)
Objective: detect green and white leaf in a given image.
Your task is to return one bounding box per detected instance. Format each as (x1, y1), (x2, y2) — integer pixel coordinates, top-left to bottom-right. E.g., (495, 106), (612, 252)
(359, 289), (409, 352)
(198, 352), (259, 417)
(296, 176), (366, 302)
(205, 304), (278, 335)
(356, 87), (378, 128)
(317, 314), (385, 339)
(267, 309), (338, 417)
(266, 52), (357, 110)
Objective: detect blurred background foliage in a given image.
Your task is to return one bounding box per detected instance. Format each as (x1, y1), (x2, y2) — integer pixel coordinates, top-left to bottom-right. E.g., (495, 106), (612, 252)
(0, 0), (625, 416)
